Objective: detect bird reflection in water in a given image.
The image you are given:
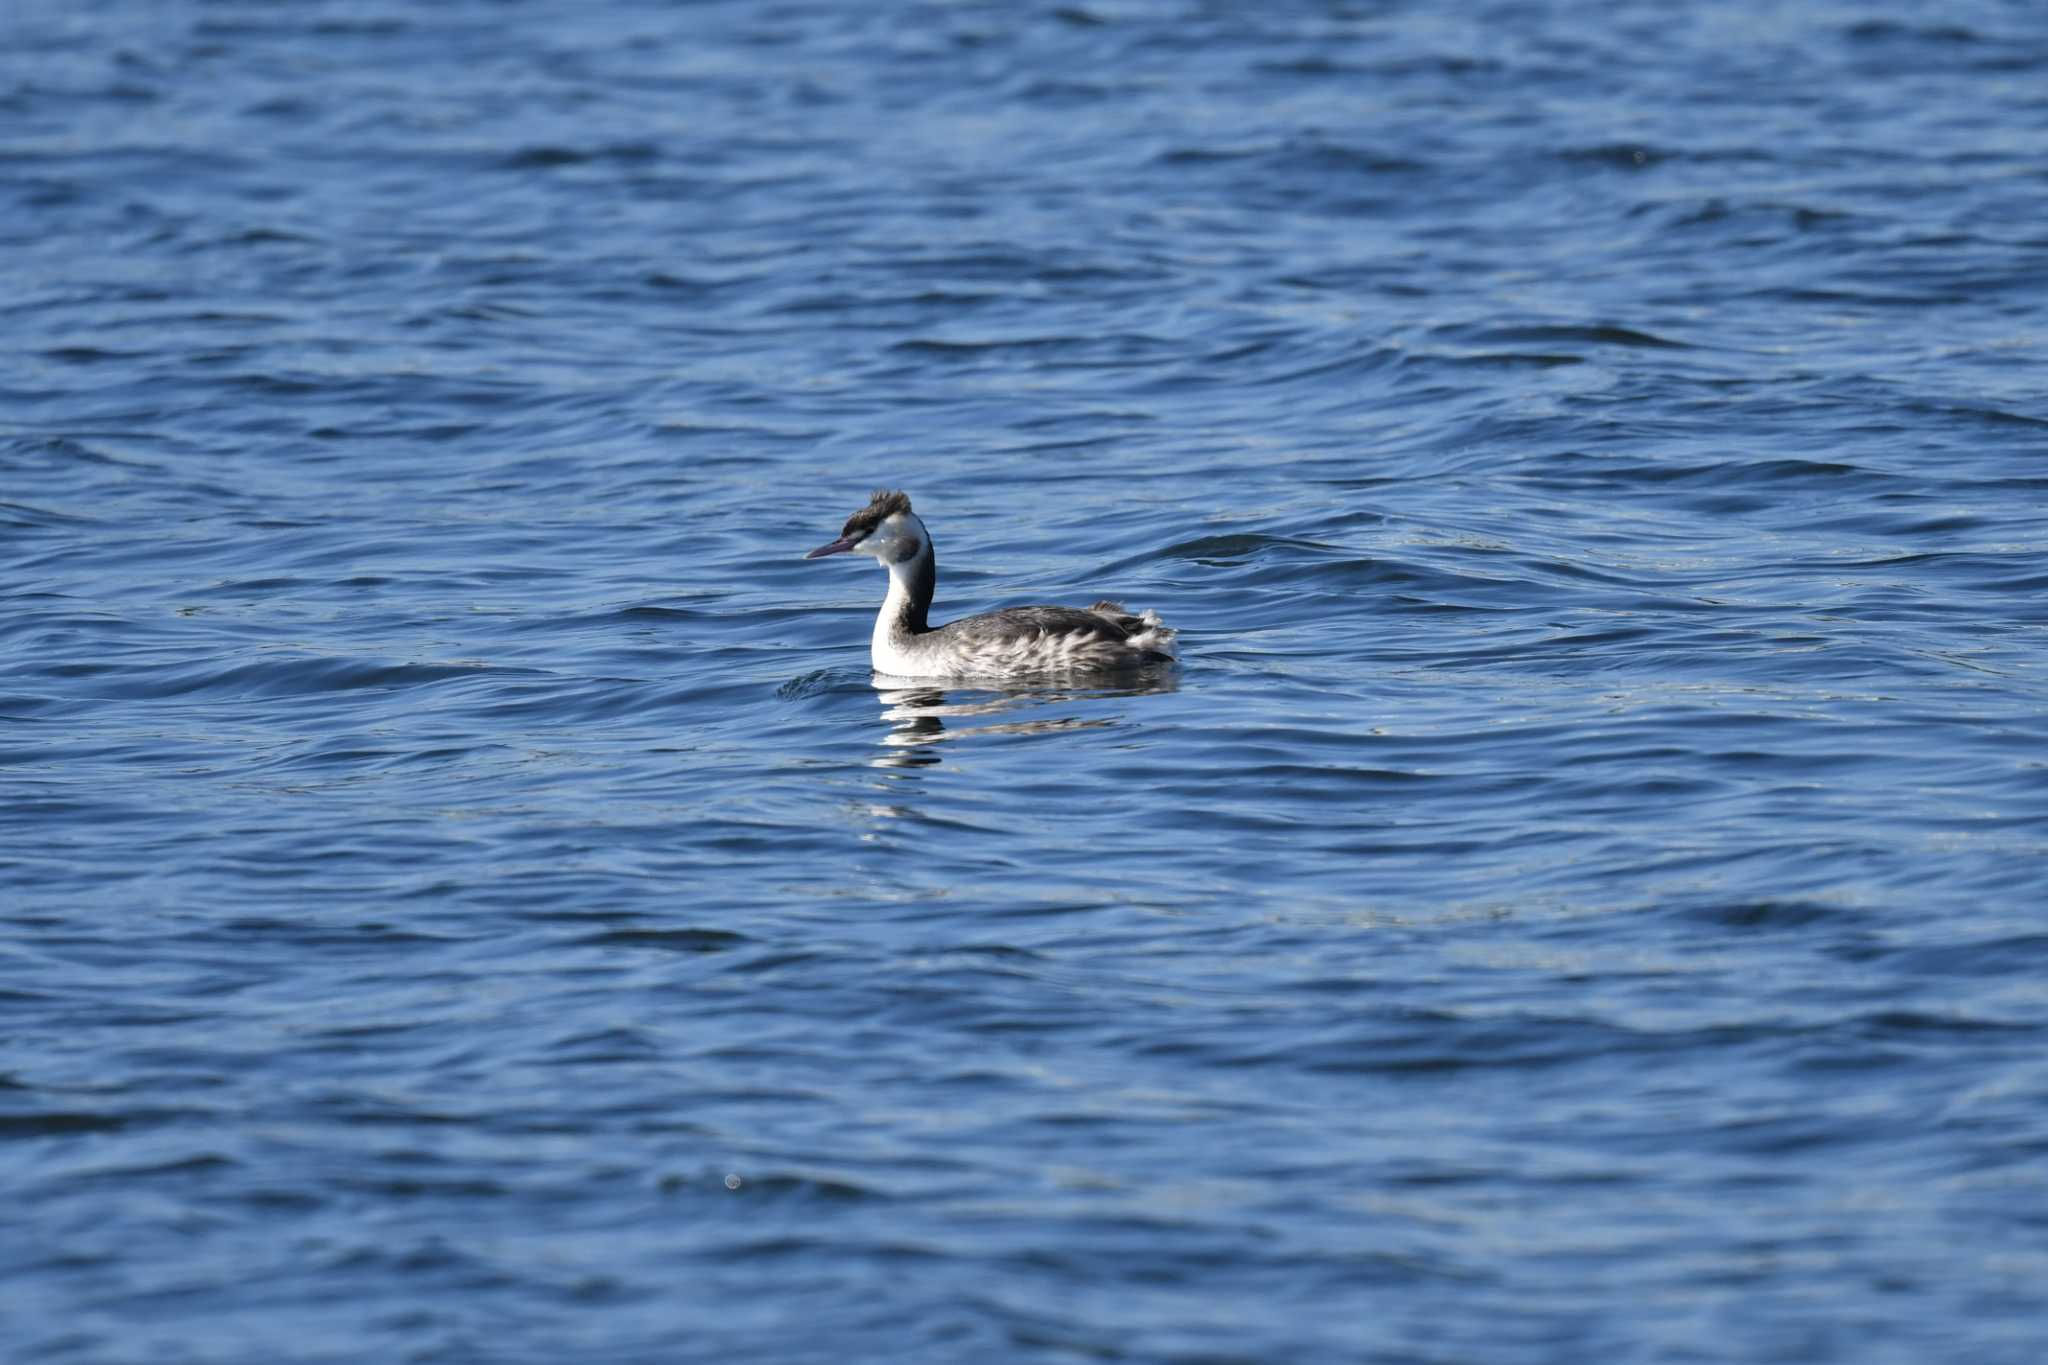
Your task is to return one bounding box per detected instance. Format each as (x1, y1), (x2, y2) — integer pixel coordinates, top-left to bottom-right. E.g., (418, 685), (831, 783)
(868, 671), (1179, 769)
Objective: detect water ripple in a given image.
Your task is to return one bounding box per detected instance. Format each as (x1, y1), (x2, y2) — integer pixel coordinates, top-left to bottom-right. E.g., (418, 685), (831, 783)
(6, 2), (2048, 1362)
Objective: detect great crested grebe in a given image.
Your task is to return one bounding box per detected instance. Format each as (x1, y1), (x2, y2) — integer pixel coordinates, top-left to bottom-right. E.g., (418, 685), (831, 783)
(804, 489), (1177, 678)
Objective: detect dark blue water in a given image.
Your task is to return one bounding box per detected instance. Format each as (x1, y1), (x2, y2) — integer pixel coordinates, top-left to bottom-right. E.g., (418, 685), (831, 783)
(7, 2), (2048, 1360)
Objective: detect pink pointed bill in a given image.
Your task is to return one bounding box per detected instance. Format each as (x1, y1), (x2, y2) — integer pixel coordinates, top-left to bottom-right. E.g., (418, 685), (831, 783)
(804, 535), (860, 559)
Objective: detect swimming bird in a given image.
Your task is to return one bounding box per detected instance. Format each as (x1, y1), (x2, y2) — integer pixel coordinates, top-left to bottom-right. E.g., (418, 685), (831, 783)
(804, 489), (1177, 678)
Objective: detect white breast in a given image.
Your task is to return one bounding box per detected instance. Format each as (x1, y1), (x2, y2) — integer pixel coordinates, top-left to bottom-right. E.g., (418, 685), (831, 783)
(870, 618), (927, 674)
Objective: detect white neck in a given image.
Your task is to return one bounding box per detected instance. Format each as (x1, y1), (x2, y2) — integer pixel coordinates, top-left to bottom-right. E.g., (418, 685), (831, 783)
(870, 533), (935, 671)
(874, 563), (918, 645)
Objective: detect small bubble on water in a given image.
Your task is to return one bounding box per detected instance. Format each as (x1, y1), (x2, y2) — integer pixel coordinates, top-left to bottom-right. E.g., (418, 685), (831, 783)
(724, 1173), (742, 1190)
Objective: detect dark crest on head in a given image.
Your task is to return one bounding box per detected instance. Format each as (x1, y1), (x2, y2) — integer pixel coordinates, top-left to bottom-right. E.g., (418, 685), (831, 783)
(842, 488), (913, 539)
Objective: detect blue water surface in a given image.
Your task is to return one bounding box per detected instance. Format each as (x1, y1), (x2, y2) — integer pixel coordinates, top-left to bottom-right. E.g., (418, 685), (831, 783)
(5, 2), (2048, 1361)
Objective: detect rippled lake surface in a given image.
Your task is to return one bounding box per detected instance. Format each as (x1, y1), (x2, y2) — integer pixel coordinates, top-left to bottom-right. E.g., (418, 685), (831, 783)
(7, 2), (2048, 1360)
